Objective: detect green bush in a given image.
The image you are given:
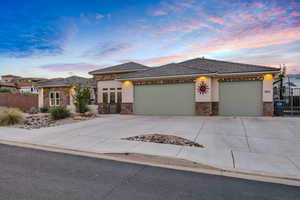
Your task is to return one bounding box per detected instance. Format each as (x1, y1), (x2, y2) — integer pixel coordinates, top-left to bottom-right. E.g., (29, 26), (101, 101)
(40, 107), (49, 113)
(50, 107), (70, 120)
(0, 109), (25, 126)
(22, 92), (38, 96)
(0, 88), (12, 93)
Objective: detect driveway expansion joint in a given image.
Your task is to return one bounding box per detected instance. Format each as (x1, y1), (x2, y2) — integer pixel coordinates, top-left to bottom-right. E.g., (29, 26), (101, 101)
(240, 118), (252, 152)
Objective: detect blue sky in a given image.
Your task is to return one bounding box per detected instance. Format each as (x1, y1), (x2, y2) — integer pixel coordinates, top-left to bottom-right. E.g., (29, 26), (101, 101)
(0, 0), (300, 78)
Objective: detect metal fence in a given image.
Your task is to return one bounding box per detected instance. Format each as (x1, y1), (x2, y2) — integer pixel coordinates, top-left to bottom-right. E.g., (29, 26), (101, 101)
(274, 86), (300, 115)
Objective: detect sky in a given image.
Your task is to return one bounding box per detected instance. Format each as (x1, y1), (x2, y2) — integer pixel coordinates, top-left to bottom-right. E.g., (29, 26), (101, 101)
(0, 0), (300, 78)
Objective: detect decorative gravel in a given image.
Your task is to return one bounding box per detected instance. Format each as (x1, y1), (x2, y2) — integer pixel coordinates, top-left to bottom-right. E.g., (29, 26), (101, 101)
(123, 134), (204, 148)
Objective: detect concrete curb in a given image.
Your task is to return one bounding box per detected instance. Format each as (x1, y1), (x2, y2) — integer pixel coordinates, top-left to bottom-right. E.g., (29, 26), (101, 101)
(0, 139), (300, 187)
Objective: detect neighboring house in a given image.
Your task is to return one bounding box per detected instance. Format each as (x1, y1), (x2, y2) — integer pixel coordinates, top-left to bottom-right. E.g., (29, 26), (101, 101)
(37, 76), (96, 113)
(1, 75), (48, 94)
(89, 62), (150, 113)
(284, 74), (300, 89)
(0, 82), (18, 93)
(1, 75), (21, 83)
(90, 58), (280, 116)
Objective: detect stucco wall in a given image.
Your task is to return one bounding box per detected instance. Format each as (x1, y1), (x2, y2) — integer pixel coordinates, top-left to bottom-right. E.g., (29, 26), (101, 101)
(38, 88), (44, 108)
(97, 80), (122, 103)
(195, 77), (212, 102)
(122, 81), (134, 103)
(263, 75), (273, 102)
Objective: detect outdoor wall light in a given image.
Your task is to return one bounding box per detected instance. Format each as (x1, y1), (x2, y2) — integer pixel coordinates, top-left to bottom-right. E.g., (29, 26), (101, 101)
(264, 74), (273, 79)
(197, 76), (207, 82)
(123, 80), (132, 86)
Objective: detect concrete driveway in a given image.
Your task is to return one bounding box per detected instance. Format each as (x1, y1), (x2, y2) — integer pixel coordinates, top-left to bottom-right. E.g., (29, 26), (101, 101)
(0, 115), (300, 179)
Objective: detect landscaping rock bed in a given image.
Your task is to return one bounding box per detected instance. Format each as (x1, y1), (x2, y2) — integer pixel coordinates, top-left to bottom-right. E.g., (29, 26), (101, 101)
(123, 134), (204, 148)
(16, 113), (97, 129)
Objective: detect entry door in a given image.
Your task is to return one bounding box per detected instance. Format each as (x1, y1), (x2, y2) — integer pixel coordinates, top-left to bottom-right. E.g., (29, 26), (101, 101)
(134, 83), (195, 116)
(219, 81), (263, 116)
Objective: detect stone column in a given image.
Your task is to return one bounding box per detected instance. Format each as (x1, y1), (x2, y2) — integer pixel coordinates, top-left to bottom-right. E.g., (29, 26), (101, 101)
(195, 77), (213, 116)
(121, 81), (133, 114)
(263, 74), (274, 116)
(38, 88), (44, 108)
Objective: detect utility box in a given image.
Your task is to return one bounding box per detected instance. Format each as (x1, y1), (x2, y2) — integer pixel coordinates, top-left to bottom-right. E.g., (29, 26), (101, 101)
(274, 100), (285, 116)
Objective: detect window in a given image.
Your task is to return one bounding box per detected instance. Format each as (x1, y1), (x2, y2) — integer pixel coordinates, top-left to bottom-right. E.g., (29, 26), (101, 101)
(110, 92), (115, 103)
(103, 92), (108, 103)
(50, 92), (61, 106)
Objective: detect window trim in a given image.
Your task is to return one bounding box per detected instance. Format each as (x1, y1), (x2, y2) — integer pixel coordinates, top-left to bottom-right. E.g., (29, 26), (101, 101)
(49, 91), (61, 107)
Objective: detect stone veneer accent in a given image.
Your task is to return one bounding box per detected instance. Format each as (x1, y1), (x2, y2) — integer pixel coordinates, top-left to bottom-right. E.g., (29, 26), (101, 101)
(43, 87), (70, 108)
(218, 76), (263, 82)
(196, 102), (212, 116)
(133, 78), (195, 85)
(263, 102), (274, 116)
(212, 102), (219, 115)
(93, 72), (136, 82)
(121, 103), (133, 114)
(98, 103), (109, 114)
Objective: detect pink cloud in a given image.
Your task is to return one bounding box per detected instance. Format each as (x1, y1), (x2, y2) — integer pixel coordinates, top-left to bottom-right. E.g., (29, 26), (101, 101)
(207, 16), (232, 26)
(252, 2), (265, 8)
(291, 11), (300, 17)
(192, 25), (300, 53)
(158, 22), (212, 34)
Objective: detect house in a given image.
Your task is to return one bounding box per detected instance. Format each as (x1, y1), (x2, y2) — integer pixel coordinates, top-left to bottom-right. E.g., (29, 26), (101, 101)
(37, 76), (96, 113)
(1, 75), (21, 83)
(89, 62), (150, 113)
(14, 77), (48, 94)
(90, 58), (280, 116)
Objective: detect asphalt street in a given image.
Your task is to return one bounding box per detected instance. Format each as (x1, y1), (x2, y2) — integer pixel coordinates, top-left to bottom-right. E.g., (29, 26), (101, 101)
(0, 144), (299, 200)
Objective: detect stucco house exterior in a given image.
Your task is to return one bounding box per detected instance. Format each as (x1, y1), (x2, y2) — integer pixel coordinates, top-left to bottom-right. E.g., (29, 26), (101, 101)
(37, 76), (96, 113)
(90, 58), (280, 116)
(89, 62), (150, 114)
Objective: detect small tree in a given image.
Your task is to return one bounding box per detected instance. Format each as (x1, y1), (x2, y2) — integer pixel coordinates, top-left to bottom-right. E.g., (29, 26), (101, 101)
(72, 84), (91, 113)
(279, 64), (286, 100)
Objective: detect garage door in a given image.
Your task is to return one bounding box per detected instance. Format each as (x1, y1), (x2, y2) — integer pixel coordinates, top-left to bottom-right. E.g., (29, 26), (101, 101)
(134, 83), (195, 115)
(219, 81), (263, 116)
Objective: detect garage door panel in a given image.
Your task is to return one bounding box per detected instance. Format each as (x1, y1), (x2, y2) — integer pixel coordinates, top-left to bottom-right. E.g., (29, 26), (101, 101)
(219, 81), (262, 116)
(134, 83), (195, 116)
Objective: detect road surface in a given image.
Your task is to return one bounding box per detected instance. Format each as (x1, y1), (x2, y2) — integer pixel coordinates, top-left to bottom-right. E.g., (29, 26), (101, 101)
(0, 144), (299, 200)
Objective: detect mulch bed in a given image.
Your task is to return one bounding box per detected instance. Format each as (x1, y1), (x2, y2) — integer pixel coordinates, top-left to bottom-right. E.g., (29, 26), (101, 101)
(123, 134), (204, 148)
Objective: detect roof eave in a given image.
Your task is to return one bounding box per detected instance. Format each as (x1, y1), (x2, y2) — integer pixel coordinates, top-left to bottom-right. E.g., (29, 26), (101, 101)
(117, 70), (280, 81)
(117, 73), (216, 81)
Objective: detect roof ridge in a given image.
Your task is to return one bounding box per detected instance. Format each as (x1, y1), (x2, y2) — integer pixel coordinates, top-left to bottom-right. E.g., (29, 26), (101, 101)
(186, 58), (277, 70)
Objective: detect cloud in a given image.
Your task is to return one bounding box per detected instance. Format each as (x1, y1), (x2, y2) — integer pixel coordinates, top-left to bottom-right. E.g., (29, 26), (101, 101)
(152, 10), (168, 16)
(252, 2), (265, 8)
(95, 13), (105, 20)
(83, 42), (135, 58)
(291, 11), (300, 17)
(158, 21), (213, 34)
(39, 63), (103, 72)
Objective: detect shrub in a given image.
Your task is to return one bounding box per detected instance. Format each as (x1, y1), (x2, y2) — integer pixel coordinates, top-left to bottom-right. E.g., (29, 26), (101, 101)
(50, 107), (70, 120)
(22, 92), (38, 96)
(0, 108), (25, 126)
(40, 107), (49, 113)
(0, 88), (12, 93)
(72, 84), (91, 113)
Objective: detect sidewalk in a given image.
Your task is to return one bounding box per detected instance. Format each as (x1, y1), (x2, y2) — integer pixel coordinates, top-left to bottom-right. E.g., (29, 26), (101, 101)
(0, 115), (300, 181)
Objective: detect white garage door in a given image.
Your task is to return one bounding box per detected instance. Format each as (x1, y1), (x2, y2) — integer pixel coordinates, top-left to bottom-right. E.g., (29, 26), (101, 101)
(134, 83), (195, 115)
(219, 81), (263, 116)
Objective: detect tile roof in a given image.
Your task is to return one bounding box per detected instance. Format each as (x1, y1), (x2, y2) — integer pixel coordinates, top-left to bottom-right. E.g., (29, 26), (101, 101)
(89, 62), (150, 75)
(37, 76), (91, 88)
(119, 58), (280, 80)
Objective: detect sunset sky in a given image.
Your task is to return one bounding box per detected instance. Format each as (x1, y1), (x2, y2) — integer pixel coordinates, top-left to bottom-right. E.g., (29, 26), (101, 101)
(0, 0), (299, 78)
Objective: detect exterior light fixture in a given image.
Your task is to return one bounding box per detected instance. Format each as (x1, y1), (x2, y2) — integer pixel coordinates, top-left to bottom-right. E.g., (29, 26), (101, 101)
(123, 80), (132, 86)
(197, 76), (207, 82)
(264, 74), (273, 79)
